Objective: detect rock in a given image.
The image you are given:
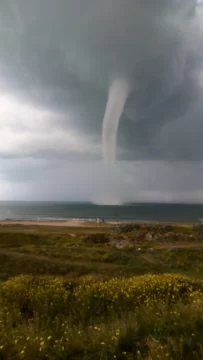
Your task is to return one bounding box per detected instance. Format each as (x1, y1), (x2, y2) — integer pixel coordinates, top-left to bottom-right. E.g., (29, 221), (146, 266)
(145, 233), (153, 241)
(71, 244), (79, 248)
(115, 241), (132, 249)
(116, 243), (124, 249)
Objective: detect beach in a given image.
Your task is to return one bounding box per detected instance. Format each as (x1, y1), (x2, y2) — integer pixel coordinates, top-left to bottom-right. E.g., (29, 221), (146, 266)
(0, 219), (115, 227)
(0, 219), (194, 228)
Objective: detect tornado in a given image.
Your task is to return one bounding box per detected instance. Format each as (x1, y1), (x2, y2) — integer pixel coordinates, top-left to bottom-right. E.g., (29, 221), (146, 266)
(102, 78), (130, 164)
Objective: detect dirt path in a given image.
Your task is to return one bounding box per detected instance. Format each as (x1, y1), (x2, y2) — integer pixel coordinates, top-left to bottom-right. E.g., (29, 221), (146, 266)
(0, 248), (123, 270)
(140, 253), (161, 264)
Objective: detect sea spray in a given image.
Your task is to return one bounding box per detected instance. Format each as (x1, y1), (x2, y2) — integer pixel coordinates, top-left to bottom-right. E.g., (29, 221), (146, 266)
(102, 78), (130, 164)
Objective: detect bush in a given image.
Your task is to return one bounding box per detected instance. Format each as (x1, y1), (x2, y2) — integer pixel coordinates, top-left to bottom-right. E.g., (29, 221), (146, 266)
(118, 224), (141, 233)
(146, 224), (173, 232)
(193, 223), (203, 234)
(0, 274), (203, 359)
(83, 233), (110, 244)
(1, 274), (201, 324)
(0, 275), (70, 319)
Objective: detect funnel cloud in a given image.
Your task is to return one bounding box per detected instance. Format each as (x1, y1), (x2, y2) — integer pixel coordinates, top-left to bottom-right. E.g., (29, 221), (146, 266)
(98, 0), (203, 163)
(102, 78), (130, 163)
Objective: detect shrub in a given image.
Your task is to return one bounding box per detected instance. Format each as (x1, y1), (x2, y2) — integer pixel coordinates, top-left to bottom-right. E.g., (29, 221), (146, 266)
(83, 233), (110, 244)
(0, 274), (203, 359)
(146, 224), (173, 232)
(0, 276), (70, 319)
(118, 224), (141, 233)
(193, 223), (203, 234)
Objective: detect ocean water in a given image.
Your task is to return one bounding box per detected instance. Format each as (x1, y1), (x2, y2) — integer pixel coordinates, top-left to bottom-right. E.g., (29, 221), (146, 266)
(0, 201), (203, 222)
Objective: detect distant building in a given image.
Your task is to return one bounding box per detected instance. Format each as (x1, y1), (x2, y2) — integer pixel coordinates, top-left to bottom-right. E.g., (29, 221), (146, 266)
(96, 218), (104, 223)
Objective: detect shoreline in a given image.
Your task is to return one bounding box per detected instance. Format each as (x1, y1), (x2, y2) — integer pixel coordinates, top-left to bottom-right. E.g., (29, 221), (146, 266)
(0, 219), (117, 227)
(0, 219), (196, 227)
(0, 220), (105, 227)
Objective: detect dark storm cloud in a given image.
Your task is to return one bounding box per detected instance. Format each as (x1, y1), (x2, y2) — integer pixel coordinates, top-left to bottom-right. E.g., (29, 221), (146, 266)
(2, 0), (203, 203)
(1, 0), (203, 162)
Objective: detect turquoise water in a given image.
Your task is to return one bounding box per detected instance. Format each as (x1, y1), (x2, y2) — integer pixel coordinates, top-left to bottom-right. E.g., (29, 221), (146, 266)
(0, 202), (203, 222)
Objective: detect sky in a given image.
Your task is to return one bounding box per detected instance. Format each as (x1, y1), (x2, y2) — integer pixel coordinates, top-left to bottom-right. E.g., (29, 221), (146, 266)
(1, 0), (203, 203)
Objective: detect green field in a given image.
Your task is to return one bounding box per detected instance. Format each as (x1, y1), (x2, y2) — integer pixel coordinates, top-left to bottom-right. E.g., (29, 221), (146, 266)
(1, 223), (203, 359)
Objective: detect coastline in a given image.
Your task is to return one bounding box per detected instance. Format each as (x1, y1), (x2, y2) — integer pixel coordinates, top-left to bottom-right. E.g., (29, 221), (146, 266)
(0, 219), (115, 227)
(0, 219), (194, 227)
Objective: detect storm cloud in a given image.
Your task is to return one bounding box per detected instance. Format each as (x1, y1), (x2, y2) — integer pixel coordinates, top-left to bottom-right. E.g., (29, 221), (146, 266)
(0, 0), (203, 202)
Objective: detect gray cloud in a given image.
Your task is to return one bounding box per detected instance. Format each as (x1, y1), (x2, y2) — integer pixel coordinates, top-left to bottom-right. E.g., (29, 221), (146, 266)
(1, 160), (203, 203)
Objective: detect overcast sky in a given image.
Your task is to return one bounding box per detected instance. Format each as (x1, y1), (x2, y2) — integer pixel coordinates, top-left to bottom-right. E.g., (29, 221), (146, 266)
(1, 0), (203, 203)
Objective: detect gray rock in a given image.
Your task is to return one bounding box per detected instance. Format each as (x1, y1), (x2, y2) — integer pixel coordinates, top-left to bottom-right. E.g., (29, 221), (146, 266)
(154, 234), (161, 240)
(116, 243), (124, 249)
(145, 233), (153, 241)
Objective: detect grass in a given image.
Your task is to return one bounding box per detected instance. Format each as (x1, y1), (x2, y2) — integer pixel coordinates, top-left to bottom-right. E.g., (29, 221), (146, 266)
(0, 224), (203, 358)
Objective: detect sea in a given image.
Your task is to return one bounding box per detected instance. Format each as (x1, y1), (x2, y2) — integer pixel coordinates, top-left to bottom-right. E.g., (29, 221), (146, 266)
(0, 201), (203, 223)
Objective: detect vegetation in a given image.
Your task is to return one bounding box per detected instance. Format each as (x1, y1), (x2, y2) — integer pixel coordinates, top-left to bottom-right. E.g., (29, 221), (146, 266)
(0, 223), (203, 359)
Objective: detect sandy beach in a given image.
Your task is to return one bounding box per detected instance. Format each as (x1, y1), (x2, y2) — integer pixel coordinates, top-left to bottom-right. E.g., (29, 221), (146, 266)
(0, 219), (115, 227)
